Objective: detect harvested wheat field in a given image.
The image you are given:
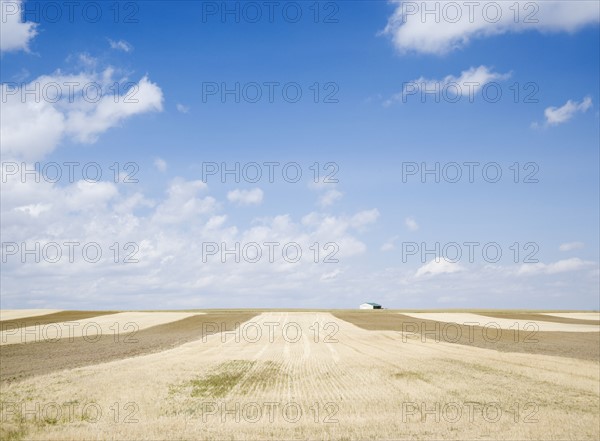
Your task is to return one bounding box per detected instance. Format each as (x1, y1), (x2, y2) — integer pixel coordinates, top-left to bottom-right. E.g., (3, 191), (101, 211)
(0, 310), (598, 440)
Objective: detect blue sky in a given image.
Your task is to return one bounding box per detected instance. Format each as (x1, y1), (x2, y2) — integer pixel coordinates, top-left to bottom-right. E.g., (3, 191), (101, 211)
(1, 1), (599, 309)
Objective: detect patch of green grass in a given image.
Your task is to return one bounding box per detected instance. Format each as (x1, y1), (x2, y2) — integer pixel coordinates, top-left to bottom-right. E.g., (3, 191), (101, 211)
(188, 360), (256, 398)
(238, 361), (281, 395)
(164, 360), (284, 418)
(171, 360), (283, 400)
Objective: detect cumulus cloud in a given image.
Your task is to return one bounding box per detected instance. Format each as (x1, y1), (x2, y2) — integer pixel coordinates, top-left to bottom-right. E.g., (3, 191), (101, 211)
(76, 53), (98, 69)
(405, 216), (419, 231)
(319, 189), (343, 207)
(309, 177), (343, 207)
(559, 242), (584, 252)
(1, 166), (596, 308)
(0, 168), (380, 308)
(108, 39), (133, 52)
(320, 269), (342, 281)
(13, 203), (51, 218)
(152, 178), (214, 224)
(382, 1), (600, 55)
(517, 258), (595, 275)
(153, 158), (167, 172)
(66, 76), (164, 143)
(227, 188), (264, 206)
(415, 259), (464, 277)
(1, 70), (163, 161)
(0, 8), (383, 309)
(381, 235), (399, 252)
(0, 0), (37, 53)
(176, 103), (190, 114)
(64, 180), (119, 211)
(301, 210), (379, 257)
(540, 96), (592, 126)
(385, 66), (510, 105)
(350, 209), (380, 229)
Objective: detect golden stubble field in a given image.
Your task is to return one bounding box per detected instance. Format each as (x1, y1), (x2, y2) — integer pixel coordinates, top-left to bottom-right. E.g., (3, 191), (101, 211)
(0, 310), (599, 440)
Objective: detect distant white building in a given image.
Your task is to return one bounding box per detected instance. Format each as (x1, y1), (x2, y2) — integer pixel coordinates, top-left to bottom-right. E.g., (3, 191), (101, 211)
(360, 302), (382, 309)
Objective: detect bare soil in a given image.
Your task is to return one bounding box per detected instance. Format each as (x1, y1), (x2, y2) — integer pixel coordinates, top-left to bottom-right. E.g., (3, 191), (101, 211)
(0, 311), (257, 383)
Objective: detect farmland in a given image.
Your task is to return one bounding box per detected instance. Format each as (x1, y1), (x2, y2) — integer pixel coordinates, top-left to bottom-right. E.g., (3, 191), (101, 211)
(1, 310), (598, 440)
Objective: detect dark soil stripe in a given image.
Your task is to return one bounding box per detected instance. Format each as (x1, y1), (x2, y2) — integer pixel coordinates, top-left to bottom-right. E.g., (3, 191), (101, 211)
(0, 312), (258, 384)
(0, 311), (119, 330)
(332, 311), (599, 362)
(477, 312), (600, 325)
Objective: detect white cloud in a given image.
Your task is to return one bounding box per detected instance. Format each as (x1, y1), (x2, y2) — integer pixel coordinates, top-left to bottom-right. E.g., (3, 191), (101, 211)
(309, 178), (343, 207)
(205, 215), (227, 230)
(1, 169), (380, 308)
(559, 242), (585, 252)
(14, 203), (51, 218)
(1, 70), (164, 161)
(542, 96), (592, 126)
(517, 258), (595, 275)
(64, 180), (119, 211)
(350, 209), (380, 229)
(77, 53), (98, 69)
(0, 12), (383, 309)
(1, 168), (597, 309)
(383, 1), (600, 55)
(227, 188), (264, 206)
(65, 75), (163, 143)
(385, 65), (510, 105)
(415, 259), (464, 277)
(405, 216), (419, 231)
(380, 235), (400, 251)
(176, 103), (190, 114)
(319, 189), (343, 207)
(300, 210), (379, 257)
(0, 0), (37, 53)
(152, 178), (213, 224)
(320, 269), (342, 281)
(108, 39), (133, 52)
(154, 158), (167, 172)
